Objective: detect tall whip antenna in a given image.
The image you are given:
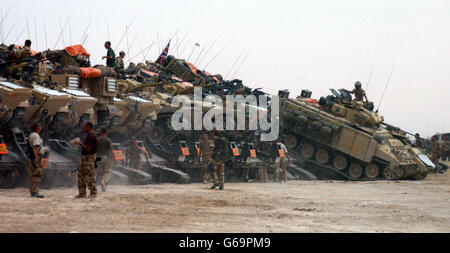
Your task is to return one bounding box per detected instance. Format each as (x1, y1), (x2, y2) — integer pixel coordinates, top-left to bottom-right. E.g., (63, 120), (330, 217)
(115, 13), (137, 50)
(366, 65), (375, 92)
(225, 49), (245, 80)
(377, 66), (395, 112)
(203, 46), (226, 69)
(231, 50), (251, 79)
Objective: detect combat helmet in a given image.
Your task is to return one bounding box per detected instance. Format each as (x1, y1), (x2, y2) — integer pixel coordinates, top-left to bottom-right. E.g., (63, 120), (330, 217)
(354, 81), (362, 88)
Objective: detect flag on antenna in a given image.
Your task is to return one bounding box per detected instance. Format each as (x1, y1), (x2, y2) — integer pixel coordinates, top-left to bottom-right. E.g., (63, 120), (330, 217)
(195, 43), (200, 47)
(156, 40), (171, 64)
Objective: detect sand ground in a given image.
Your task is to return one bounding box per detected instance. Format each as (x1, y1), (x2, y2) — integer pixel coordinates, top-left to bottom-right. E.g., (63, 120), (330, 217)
(0, 171), (449, 233)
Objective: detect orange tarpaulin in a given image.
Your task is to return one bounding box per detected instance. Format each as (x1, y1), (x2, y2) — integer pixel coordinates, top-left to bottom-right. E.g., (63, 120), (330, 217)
(303, 98), (319, 105)
(186, 62), (198, 75)
(80, 67), (101, 79)
(141, 69), (158, 77)
(171, 76), (193, 87)
(65, 45), (90, 58)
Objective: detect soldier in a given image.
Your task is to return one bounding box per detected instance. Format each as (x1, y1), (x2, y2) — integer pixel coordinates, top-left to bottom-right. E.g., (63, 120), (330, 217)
(102, 41), (116, 68)
(199, 133), (213, 184)
(210, 130), (229, 190)
(115, 51), (125, 71)
(257, 165), (268, 182)
(415, 133), (424, 149)
(28, 123), (44, 198)
(14, 39), (32, 59)
(274, 138), (291, 182)
(442, 136), (449, 162)
(97, 128), (115, 192)
(126, 139), (150, 170)
(430, 136), (441, 169)
(74, 122), (98, 198)
(344, 81), (368, 103)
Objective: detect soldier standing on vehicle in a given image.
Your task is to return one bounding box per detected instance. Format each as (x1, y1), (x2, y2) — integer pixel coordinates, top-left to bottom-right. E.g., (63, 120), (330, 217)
(14, 39), (33, 59)
(126, 139), (150, 170)
(274, 138), (291, 182)
(115, 51), (125, 71)
(430, 136), (441, 169)
(28, 123), (44, 198)
(97, 128), (115, 192)
(102, 41), (116, 68)
(74, 122), (98, 198)
(344, 81), (368, 103)
(210, 130), (229, 190)
(415, 133), (424, 149)
(199, 133), (213, 184)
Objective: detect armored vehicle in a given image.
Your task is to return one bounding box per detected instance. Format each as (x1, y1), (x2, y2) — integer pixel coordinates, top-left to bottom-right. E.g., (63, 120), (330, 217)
(279, 89), (434, 180)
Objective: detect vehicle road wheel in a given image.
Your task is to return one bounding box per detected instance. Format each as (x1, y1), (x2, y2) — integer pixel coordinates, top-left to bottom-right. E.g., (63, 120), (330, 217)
(333, 155), (348, 170)
(348, 163), (363, 178)
(300, 143), (315, 159)
(365, 164), (379, 179)
(284, 135), (298, 149)
(383, 168), (396, 180)
(315, 149), (329, 164)
(148, 126), (164, 143)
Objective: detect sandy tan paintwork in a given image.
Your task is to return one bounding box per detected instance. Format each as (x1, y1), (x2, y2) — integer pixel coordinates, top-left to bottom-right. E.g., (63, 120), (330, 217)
(329, 101), (383, 127)
(282, 98), (429, 178)
(23, 85), (71, 124)
(0, 81), (32, 121)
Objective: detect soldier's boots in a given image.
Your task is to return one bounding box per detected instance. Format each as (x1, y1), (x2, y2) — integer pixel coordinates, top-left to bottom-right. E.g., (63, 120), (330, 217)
(219, 186), (224, 190)
(210, 184), (218, 190)
(74, 194), (86, 198)
(31, 192), (44, 198)
(88, 193), (97, 199)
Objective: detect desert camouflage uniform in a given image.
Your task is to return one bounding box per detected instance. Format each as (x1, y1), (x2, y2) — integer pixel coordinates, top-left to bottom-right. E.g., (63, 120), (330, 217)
(415, 136), (424, 149)
(28, 132), (43, 194)
(274, 143), (288, 182)
(211, 136), (229, 188)
(97, 155), (111, 188)
(199, 138), (213, 183)
(351, 88), (366, 102)
(127, 145), (143, 170)
(257, 166), (268, 182)
(430, 140), (441, 167)
(442, 140), (449, 161)
(78, 155), (97, 196)
(274, 157), (287, 182)
(29, 157), (43, 194)
(115, 57), (124, 70)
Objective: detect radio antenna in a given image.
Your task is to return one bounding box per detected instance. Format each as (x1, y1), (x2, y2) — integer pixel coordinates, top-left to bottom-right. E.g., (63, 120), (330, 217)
(377, 66), (395, 112)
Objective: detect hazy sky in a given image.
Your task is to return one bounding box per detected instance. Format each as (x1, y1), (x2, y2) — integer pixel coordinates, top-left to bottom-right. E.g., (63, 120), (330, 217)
(1, 0), (449, 137)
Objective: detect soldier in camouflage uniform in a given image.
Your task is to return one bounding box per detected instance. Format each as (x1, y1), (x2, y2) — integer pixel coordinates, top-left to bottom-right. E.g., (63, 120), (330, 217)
(442, 136), (449, 162)
(97, 128), (116, 192)
(430, 136), (441, 170)
(115, 51), (125, 71)
(415, 133), (424, 149)
(74, 122), (98, 198)
(14, 39), (33, 59)
(210, 131), (229, 190)
(126, 139), (150, 170)
(274, 138), (291, 182)
(345, 81), (368, 103)
(199, 133), (213, 183)
(28, 123), (44, 198)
